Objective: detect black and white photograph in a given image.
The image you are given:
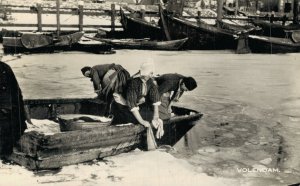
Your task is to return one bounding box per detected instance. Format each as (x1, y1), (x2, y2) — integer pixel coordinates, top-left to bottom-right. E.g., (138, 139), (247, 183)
(0, 0), (300, 185)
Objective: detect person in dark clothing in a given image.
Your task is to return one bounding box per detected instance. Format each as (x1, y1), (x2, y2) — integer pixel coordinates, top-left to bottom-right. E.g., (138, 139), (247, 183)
(111, 62), (162, 129)
(155, 73), (197, 120)
(81, 63), (130, 116)
(0, 61), (27, 157)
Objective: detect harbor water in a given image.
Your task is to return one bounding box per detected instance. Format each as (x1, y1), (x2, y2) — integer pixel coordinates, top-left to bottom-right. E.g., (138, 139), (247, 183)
(1, 50), (300, 185)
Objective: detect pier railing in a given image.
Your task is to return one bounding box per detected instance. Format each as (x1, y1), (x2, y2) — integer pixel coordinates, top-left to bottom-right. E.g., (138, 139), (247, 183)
(0, 4), (124, 32)
(1, 4), (285, 32)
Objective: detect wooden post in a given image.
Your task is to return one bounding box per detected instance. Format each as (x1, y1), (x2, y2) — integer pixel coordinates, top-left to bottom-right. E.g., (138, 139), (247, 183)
(278, 0), (283, 13)
(235, 0), (238, 15)
(197, 10), (201, 20)
(293, 0), (299, 24)
(141, 5), (146, 20)
(217, 0), (224, 22)
(111, 4), (115, 32)
(56, 0), (61, 36)
(78, 5), (84, 32)
(37, 3), (43, 32)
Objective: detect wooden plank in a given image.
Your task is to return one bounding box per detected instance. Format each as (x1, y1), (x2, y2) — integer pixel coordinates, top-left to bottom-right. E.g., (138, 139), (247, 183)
(27, 134), (143, 158)
(10, 141), (139, 170)
(19, 125), (144, 148)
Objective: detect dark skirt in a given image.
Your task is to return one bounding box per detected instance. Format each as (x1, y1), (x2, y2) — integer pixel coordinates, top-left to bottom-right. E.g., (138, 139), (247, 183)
(111, 101), (154, 125)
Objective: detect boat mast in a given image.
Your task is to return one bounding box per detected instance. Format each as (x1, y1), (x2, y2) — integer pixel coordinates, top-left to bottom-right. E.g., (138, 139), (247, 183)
(293, 0), (299, 24)
(56, 0), (61, 36)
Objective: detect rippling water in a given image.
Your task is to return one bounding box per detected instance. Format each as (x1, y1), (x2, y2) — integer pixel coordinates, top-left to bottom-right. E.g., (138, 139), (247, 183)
(5, 50), (300, 185)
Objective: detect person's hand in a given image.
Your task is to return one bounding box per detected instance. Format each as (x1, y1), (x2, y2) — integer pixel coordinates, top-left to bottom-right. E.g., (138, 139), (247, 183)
(168, 106), (172, 114)
(141, 120), (151, 128)
(151, 119), (158, 129)
(156, 121), (164, 139)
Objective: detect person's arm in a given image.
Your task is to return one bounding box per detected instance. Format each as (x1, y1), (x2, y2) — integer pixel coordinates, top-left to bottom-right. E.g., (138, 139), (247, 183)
(127, 79), (150, 127)
(153, 104), (159, 119)
(131, 108), (150, 127)
(148, 79), (161, 120)
(92, 71), (102, 95)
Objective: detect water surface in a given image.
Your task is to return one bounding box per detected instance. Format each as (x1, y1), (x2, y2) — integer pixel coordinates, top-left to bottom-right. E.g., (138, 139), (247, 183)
(5, 50), (300, 185)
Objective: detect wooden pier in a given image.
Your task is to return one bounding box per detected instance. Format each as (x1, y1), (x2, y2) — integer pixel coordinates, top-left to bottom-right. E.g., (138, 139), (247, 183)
(0, 3), (255, 33)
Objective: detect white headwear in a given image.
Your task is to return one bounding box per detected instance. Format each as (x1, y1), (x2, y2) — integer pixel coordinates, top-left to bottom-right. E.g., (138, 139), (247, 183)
(140, 59), (155, 76)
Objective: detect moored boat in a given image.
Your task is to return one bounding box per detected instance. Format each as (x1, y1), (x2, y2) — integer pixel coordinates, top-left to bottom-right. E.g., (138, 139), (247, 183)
(251, 19), (300, 38)
(120, 6), (165, 40)
(248, 34), (300, 53)
(1, 30), (84, 53)
(160, 8), (249, 52)
(9, 98), (203, 170)
(86, 36), (188, 50)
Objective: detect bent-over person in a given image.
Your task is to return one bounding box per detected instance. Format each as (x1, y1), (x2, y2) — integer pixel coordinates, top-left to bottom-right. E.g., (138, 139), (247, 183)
(155, 73), (197, 120)
(111, 62), (161, 126)
(81, 63), (130, 116)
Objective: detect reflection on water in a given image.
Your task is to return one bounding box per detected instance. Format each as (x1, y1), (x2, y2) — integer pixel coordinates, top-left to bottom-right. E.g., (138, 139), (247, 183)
(5, 50), (300, 185)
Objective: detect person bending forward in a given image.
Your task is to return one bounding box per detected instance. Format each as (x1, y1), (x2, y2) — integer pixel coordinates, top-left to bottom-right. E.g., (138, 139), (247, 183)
(155, 73), (197, 120)
(81, 63), (130, 116)
(111, 62), (161, 129)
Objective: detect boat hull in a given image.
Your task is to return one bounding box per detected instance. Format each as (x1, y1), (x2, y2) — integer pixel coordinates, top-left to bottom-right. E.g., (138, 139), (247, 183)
(251, 19), (300, 38)
(120, 7), (165, 40)
(160, 10), (240, 50)
(248, 35), (300, 53)
(9, 98), (202, 170)
(2, 31), (87, 54)
(87, 36), (188, 50)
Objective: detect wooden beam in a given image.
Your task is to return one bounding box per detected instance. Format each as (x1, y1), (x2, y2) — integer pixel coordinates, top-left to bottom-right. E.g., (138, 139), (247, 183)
(56, 0), (61, 36)
(78, 5), (84, 32)
(36, 4), (43, 32)
(217, 0), (224, 21)
(111, 4), (115, 32)
(293, 0), (299, 24)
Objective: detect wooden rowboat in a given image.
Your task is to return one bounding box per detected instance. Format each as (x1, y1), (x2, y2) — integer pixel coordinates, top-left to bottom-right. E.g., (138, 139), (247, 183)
(86, 36), (188, 50)
(1, 30), (84, 53)
(9, 98), (202, 170)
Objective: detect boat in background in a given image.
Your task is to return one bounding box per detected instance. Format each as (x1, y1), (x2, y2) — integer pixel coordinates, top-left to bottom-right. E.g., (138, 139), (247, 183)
(120, 6), (165, 40)
(248, 34), (300, 53)
(251, 19), (300, 38)
(159, 4), (250, 53)
(1, 29), (84, 52)
(9, 98), (203, 170)
(86, 35), (188, 50)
